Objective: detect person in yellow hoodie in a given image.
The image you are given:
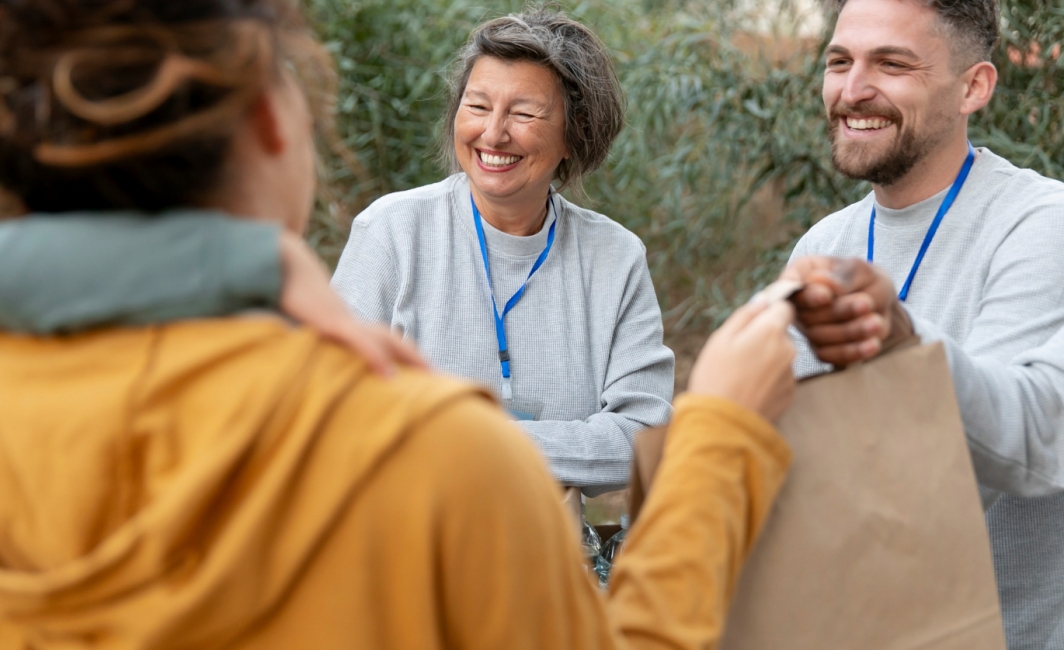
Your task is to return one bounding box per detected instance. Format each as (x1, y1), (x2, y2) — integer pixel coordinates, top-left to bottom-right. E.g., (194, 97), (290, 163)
(0, 1), (798, 648)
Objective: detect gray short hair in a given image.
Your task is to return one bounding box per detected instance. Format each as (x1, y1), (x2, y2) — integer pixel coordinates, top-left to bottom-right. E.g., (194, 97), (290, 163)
(835, 0), (999, 68)
(440, 7), (626, 194)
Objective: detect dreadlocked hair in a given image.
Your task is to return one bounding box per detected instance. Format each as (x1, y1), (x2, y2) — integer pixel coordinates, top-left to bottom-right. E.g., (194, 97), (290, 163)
(0, 0), (335, 213)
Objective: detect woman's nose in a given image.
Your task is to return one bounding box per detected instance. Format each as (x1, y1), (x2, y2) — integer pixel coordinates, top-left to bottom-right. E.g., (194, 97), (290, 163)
(481, 110), (511, 145)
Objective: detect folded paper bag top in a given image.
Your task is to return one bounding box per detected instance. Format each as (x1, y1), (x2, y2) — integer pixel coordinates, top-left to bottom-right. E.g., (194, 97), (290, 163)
(630, 342), (1006, 650)
(750, 279), (803, 304)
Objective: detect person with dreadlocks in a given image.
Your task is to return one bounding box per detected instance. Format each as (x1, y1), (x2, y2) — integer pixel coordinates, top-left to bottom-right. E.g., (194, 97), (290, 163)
(0, 1), (796, 649)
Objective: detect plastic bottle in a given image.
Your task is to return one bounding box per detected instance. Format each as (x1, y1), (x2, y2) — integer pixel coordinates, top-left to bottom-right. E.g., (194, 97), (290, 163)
(581, 518), (602, 561)
(594, 514), (629, 588)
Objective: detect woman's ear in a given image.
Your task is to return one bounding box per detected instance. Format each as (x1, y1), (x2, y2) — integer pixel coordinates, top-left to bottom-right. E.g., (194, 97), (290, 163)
(248, 89), (287, 155)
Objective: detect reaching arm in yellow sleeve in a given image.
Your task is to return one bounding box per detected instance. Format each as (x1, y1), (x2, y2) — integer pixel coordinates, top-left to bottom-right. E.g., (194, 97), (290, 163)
(213, 370), (789, 650)
(423, 301), (796, 650)
(606, 394), (792, 649)
(0, 303), (794, 650)
(424, 395), (791, 650)
(276, 300), (797, 650)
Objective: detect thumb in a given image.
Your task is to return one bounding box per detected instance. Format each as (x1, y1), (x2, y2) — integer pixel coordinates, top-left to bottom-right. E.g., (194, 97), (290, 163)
(780, 255), (832, 283)
(718, 298), (771, 337)
(748, 300), (795, 333)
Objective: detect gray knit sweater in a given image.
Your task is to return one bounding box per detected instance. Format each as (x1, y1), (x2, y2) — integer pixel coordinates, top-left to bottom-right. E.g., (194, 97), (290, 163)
(791, 148), (1064, 650)
(332, 174), (674, 493)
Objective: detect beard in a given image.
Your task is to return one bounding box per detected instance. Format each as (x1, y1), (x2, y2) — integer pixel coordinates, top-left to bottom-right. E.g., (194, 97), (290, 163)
(827, 103), (940, 186)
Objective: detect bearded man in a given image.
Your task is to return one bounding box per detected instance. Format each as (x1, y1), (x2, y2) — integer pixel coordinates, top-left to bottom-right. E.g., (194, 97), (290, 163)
(783, 1), (1064, 648)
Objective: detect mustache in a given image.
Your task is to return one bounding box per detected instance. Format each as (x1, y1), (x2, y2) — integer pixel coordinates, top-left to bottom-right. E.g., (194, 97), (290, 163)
(828, 102), (903, 123)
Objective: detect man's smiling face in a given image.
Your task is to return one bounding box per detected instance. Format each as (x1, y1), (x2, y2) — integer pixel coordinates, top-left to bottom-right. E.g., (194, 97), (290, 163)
(823, 0), (969, 186)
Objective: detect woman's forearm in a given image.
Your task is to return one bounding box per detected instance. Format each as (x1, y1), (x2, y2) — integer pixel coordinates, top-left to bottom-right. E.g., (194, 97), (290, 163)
(606, 394), (792, 650)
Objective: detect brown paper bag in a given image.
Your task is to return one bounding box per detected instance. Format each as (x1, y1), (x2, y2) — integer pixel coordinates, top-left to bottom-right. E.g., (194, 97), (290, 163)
(627, 425), (665, 521)
(630, 342), (1006, 648)
(561, 486), (583, 533)
(718, 342), (1005, 649)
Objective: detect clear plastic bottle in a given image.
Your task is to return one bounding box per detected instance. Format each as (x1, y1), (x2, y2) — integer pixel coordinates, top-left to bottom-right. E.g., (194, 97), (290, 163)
(594, 514), (629, 588)
(581, 518), (602, 561)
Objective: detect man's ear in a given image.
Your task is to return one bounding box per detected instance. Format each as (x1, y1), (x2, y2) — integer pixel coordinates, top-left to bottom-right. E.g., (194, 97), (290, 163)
(960, 61), (997, 116)
(248, 90), (287, 155)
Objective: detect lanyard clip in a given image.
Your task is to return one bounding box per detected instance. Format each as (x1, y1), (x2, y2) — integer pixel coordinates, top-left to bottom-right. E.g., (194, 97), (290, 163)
(501, 376), (513, 401)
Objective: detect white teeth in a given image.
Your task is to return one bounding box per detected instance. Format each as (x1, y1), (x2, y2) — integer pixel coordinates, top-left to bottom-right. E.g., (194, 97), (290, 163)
(846, 117), (892, 131)
(479, 152), (521, 167)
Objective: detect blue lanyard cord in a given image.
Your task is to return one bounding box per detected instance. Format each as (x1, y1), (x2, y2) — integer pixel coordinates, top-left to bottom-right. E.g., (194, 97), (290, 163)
(471, 193), (558, 399)
(867, 142), (976, 302)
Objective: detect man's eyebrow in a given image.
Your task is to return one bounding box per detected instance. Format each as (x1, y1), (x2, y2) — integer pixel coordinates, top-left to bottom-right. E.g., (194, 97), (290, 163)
(825, 44), (921, 59)
(869, 45), (920, 59)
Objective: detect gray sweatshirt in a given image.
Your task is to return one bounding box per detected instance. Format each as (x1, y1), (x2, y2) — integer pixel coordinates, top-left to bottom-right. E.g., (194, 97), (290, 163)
(791, 148), (1064, 650)
(332, 174), (674, 493)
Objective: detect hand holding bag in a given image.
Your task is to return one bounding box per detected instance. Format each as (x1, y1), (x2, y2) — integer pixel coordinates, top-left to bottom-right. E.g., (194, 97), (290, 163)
(632, 341), (1006, 649)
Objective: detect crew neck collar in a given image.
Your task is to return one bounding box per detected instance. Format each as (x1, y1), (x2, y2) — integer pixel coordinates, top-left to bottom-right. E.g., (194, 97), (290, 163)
(451, 173), (560, 258)
(871, 147), (990, 228)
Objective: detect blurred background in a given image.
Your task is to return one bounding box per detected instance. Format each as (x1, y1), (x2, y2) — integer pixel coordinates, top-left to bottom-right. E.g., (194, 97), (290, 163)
(306, 0), (1062, 390)
(305, 0), (1062, 521)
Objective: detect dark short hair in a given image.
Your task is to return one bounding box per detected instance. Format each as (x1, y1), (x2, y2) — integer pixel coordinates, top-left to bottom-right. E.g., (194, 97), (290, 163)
(836, 0), (999, 67)
(0, 0), (331, 213)
(441, 7), (626, 194)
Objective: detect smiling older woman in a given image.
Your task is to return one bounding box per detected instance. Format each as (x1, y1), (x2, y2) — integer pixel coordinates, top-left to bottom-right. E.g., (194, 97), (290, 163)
(332, 9), (674, 493)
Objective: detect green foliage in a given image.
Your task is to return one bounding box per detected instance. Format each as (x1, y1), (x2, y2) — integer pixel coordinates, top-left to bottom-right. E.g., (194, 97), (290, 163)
(306, 0), (1064, 344)
(973, 2), (1064, 179)
(579, 5), (846, 331)
(305, 0), (524, 261)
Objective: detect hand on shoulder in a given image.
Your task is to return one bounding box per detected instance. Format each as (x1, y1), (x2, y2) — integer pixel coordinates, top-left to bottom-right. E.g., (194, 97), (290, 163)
(278, 232), (427, 376)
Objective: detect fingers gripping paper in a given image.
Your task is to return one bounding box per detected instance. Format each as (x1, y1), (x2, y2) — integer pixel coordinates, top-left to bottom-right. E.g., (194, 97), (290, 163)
(716, 343), (1006, 649)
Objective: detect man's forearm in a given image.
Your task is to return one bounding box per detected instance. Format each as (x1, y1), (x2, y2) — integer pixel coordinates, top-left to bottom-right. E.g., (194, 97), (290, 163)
(911, 313), (1064, 499)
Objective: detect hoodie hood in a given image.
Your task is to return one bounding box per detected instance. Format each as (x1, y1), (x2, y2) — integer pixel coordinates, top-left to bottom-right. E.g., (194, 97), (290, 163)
(0, 317), (479, 649)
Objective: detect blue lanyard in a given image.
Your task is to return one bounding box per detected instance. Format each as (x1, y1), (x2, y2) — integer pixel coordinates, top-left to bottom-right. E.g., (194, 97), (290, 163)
(867, 142), (976, 302)
(472, 193), (558, 400)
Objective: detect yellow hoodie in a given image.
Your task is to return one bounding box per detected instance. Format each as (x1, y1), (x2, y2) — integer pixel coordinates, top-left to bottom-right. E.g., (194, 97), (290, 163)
(0, 317), (790, 649)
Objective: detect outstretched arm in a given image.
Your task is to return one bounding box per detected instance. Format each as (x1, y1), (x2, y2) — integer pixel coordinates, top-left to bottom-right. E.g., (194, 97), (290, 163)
(438, 300), (795, 650)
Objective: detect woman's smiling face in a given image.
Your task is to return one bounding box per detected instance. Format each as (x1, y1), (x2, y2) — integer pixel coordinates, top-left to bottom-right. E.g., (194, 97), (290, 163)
(454, 56), (569, 209)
